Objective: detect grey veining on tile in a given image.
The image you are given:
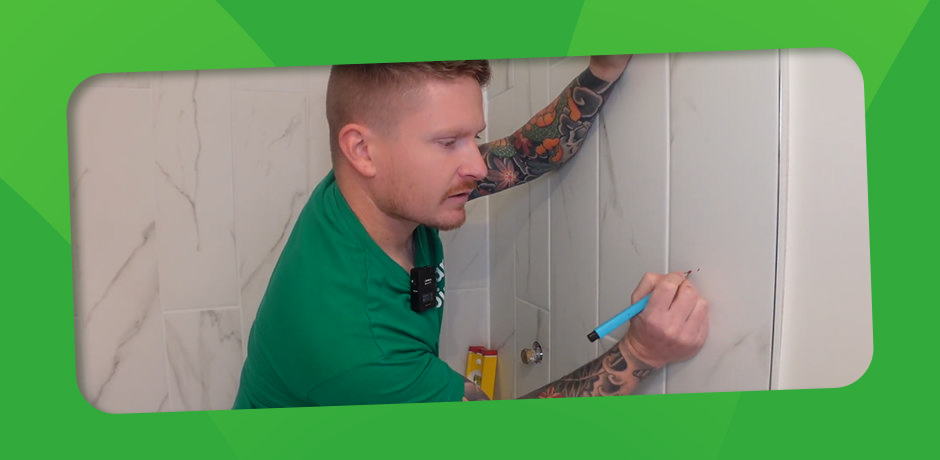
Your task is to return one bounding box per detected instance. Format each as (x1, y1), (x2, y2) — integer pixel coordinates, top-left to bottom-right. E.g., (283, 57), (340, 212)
(547, 57), (599, 381)
(70, 85), (168, 414)
(597, 54), (669, 349)
(488, 188), (522, 400)
(232, 90), (309, 347)
(491, 313), (516, 400)
(513, 58), (551, 313)
(230, 66), (310, 92)
(516, 175), (550, 310)
(153, 70), (238, 310)
(76, 277), (167, 414)
(441, 199), (488, 290)
(514, 300), (550, 397)
(165, 307), (243, 411)
(666, 50), (779, 394)
(486, 60), (512, 99)
(74, 232), (166, 414)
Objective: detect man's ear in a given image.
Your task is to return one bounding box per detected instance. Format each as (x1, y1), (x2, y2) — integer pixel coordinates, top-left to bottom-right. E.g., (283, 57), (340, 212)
(337, 123), (378, 178)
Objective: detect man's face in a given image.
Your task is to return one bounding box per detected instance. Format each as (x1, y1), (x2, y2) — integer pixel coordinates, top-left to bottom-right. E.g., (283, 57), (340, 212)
(369, 76), (487, 231)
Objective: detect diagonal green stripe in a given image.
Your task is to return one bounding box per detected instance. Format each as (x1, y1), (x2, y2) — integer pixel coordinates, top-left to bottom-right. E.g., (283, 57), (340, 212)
(214, 0), (587, 65)
(0, 0), (273, 245)
(567, 0), (927, 109)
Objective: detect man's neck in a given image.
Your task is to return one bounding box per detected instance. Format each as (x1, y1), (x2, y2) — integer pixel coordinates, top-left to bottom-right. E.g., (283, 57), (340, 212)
(336, 174), (417, 272)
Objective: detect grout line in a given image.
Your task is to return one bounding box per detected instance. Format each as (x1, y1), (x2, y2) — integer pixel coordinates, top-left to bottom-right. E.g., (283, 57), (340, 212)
(663, 53), (672, 394)
(228, 73), (248, 361)
(152, 74), (174, 412)
(482, 86), (492, 350)
(545, 59), (552, 385)
(163, 305), (244, 315)
(594, 64), (603, 352)
(770, 49), (789, 391)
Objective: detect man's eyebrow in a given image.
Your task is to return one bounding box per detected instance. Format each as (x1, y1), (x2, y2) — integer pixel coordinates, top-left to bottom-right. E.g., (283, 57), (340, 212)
(431, 125), (487, 138)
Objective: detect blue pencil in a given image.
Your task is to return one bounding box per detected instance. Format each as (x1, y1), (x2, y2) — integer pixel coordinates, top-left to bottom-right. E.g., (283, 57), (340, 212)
(587, 293), (651, 342)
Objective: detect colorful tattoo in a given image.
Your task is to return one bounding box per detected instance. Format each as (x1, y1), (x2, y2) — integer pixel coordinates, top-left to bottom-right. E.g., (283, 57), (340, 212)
(518, 343), (655, 399)
(470, 68), (617, 198)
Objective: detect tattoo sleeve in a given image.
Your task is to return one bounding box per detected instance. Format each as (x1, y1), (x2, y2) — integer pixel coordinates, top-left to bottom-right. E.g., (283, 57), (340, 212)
(470, 67), (618, 199)
(517, 342), (656, 399)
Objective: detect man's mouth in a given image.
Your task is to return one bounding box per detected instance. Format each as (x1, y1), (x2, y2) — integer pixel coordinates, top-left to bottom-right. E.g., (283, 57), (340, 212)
(444, 183), (476, 201)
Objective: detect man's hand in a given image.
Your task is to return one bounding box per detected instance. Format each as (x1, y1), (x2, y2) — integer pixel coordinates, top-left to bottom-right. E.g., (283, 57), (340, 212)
(622, 271), (709, 369)
(588, 54), (632, 82)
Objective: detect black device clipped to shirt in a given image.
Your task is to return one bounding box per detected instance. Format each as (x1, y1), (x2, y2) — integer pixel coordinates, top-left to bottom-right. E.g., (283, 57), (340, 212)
(410, 265), (437, 313)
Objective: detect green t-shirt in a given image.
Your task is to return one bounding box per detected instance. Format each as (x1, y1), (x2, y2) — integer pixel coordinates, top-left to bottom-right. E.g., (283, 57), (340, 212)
(232, 171), (465, 408)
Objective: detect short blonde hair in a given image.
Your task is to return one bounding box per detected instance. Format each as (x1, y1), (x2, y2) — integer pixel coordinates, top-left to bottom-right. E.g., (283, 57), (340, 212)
(326, 61), (491, 158)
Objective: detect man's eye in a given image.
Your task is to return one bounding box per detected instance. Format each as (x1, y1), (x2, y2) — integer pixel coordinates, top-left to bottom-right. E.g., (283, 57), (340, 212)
(439, 139), (457, 148)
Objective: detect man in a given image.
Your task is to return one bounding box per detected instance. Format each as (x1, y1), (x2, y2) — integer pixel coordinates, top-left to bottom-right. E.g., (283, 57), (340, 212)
(233, 56), (708, 408)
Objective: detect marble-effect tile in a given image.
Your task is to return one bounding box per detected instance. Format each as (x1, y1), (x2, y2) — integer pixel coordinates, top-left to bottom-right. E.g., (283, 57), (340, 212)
(514, 300), (550, 397)
(438, 288), (489, 375)
(597, 54), (669, 345)
(441, 198), (488, 290)
(488, 188), (521, 400)
(666, 50), (779, 394)
(232, 90), (309, 348)
(230, 66), (310, 92)
(69, 86), (168, 413)
(165, 308), (243, 411)
(153, 70), (238, 310)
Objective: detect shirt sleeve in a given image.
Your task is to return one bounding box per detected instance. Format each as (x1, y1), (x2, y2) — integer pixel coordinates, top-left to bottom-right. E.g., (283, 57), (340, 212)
(306, 350), (466, 406)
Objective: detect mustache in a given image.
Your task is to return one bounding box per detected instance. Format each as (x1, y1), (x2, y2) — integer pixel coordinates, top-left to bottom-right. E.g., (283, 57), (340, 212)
(443, 181), (478, 199)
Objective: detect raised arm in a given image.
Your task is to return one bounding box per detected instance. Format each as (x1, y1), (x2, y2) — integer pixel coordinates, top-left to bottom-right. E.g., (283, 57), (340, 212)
(470, 55), (631, 199)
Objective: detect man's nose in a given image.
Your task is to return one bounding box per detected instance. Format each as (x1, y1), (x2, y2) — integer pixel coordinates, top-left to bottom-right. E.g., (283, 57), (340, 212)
(459, 143), (488, 181)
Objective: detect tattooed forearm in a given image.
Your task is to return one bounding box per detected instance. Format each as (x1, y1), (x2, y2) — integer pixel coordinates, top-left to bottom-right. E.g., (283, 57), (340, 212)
(518, 342), (656, 399)
(471, 67), (618, 198)
(462, 377), (491, 401)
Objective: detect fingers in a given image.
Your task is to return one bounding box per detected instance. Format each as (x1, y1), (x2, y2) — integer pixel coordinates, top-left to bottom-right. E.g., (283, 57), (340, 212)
(686, 299), (709, 352)
(671, 278), (701, 320)
(644, 271), (686, 315)
(624, 271), (709, 367)
(630, 272), (662, 304)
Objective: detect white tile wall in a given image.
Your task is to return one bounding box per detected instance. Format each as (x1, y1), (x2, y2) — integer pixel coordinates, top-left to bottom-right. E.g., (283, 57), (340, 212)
(666, 51), (779, 394)
(438, 288), (489, 373)
(514, 299), (550, 396)
(231, 88), (309, 346)
(70, 81), (168, 413)
(153, 70), (238, 311)
(490, 51), (784, 399)
(441, 198), (489, 290)
(487, 187), (522, 400)
(597, 54), (670, 395)
(165, 307), (243, 411)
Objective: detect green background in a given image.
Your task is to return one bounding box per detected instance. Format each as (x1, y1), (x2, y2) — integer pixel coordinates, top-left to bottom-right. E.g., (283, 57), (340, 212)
(0, 0), (932, 457)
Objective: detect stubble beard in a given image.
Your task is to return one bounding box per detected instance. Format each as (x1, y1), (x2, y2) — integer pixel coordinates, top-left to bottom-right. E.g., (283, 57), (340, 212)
(375, 180), (471, 232)
(383, 181), (475, 231)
